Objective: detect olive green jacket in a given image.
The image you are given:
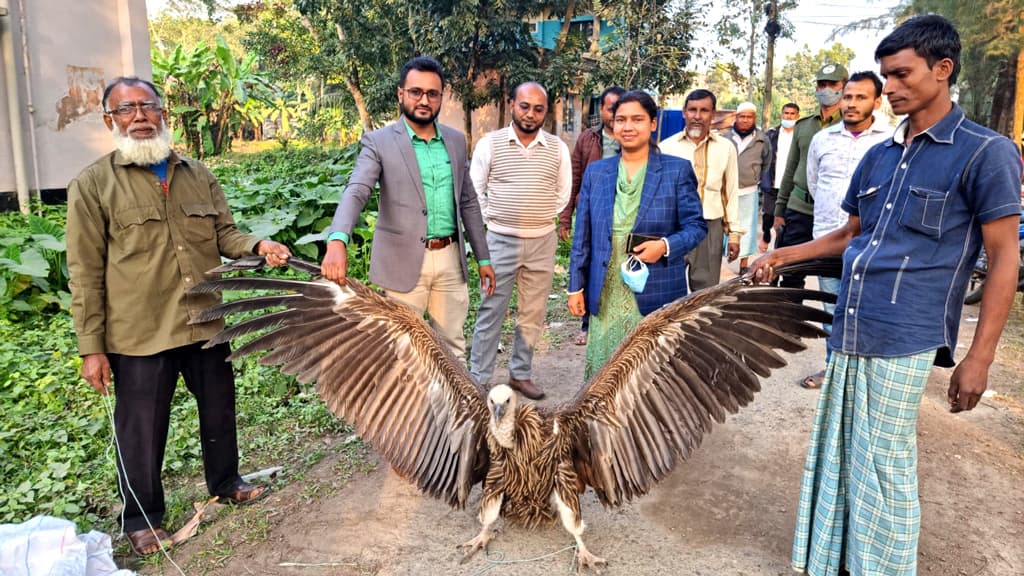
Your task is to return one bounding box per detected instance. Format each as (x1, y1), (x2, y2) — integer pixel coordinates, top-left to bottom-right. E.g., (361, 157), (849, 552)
(66, 150), (260, 356)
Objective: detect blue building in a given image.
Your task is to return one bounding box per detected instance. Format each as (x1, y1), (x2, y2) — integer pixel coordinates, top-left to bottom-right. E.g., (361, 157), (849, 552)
(527, 13), (618, 138)
(527, 14), (616, 52)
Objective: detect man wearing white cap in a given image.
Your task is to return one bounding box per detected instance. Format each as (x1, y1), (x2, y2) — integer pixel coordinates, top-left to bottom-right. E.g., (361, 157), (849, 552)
(721, 101), (772, 272)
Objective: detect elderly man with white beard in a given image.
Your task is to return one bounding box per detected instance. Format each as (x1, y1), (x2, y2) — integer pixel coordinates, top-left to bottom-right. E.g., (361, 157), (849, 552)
(65, 76), (292, 556)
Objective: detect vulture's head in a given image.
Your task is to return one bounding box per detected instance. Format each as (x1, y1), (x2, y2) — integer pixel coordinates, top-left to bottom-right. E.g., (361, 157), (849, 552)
(487, 384), (518, 446)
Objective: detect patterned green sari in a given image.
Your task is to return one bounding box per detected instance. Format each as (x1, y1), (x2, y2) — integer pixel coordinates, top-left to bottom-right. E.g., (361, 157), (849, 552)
(584, 161), (647, 381)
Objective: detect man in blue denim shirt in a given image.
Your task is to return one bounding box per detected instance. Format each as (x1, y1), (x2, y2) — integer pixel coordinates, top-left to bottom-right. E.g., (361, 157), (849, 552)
(753, 15), (1022, 576)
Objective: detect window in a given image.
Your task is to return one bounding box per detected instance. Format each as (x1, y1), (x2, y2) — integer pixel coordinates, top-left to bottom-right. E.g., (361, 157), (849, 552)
(569, 19), (594, 38)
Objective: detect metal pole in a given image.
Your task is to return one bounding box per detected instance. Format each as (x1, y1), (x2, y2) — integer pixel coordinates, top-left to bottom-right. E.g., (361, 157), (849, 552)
(762, 0), (779, 130)
(0, 3), (30, 214)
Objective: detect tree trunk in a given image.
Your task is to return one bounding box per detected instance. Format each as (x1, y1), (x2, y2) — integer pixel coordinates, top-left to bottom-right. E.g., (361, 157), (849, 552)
(333, 22), (374, 134)
(464, 100), (474, 152)
(746, 4), (756, 102)
(1014, 47), (1024, 155)
(991, 59), (1014, 136)
(498, 75), (506, 128)
(762, 0), (777, 129)
(346, 75), (374, 134)
(554, 0), (577, 53)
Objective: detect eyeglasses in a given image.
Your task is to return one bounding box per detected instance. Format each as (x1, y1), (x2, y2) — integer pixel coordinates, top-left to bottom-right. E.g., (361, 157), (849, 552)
(105, 101), (163, 117)
(403, 88), (442, 102)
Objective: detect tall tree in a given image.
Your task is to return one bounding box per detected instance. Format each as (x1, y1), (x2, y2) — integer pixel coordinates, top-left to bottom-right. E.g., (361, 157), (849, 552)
(714, 1), (799, 94)
(589, 0), (703, 106)
(833, 0), (1024, 150)
(292, 0), (414, 133)
(413, 0), (539, 144)
(898, 0), (1024, 151)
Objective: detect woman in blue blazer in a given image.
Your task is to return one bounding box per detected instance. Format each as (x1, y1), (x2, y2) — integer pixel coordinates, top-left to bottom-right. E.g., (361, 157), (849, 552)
(568, 91), (708, 379)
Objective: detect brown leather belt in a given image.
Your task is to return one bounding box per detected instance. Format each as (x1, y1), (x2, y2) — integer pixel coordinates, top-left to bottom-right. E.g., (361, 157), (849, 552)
(425, 235), (455, 250)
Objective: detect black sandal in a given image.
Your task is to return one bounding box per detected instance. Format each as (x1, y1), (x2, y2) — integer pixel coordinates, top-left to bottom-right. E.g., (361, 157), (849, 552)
(799, 370), (826, 389)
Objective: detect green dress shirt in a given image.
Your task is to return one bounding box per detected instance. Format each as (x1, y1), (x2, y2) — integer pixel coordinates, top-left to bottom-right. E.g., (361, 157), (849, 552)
(329, 120), (454, 243)
(404, 119), (457, 239)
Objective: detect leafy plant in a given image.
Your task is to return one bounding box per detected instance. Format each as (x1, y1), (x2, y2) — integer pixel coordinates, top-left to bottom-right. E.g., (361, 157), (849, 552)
(0, 309), (348, 534)
(153, 36), (273, 158)
(211, 144), (367, 262)
(0, 209), (70, 316)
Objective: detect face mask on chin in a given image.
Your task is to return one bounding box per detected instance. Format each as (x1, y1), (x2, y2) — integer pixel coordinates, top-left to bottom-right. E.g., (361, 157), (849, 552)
(686, 127), (704, 140)
(619, 254), (649, 293)
(781, 119), (796, 129)
(815, 88), (842, 107)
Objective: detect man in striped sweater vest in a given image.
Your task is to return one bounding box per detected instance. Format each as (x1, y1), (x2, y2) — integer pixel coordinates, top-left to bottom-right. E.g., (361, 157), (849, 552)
(468, 82), (572, 399)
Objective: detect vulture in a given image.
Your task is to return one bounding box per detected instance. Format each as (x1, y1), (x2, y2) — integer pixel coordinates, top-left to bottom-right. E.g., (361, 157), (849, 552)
(189, 257), (838, 572)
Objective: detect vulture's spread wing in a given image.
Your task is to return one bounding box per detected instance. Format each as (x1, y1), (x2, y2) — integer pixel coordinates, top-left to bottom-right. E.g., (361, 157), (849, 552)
(189, 258), (491, 507)
(559, 259), (841, 507)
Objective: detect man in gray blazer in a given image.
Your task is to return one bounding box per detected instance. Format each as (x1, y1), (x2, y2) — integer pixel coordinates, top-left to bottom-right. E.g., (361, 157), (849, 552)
(322, 57), (495, 360)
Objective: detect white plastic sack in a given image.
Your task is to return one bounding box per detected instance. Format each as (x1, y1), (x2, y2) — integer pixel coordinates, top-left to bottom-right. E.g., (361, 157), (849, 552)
(0, 515), (135, 576)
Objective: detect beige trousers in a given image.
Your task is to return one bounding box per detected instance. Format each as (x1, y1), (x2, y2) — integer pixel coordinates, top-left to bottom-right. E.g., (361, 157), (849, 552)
(384, 242), (469, 360)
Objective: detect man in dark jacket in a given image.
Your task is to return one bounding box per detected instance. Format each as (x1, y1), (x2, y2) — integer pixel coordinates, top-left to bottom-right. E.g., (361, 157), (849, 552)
(558, 85), (624, 345)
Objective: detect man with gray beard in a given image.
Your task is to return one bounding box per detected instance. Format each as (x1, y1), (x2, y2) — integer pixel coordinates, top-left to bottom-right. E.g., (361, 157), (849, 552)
(66, 76), (292, 556)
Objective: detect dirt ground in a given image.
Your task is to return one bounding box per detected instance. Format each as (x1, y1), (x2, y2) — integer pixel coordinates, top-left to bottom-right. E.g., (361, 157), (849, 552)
(138, 280), (1024, 576)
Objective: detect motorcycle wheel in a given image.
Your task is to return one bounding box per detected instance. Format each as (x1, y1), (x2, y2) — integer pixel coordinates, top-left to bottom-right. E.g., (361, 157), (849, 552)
(964, 248), (988, 305)
(964, 274), (985, 304)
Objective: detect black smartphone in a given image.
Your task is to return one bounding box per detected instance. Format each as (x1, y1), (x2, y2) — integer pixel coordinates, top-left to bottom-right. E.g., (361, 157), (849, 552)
(625, 233), (660, 253)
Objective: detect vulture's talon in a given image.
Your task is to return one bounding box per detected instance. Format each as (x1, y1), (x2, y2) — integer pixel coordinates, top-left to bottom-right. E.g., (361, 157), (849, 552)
(575, 547), (606, 574)
(459, 529), (496, 563)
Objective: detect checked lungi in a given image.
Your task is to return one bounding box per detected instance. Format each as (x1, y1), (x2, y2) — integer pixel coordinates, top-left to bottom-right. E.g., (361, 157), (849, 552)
(791, 349), (936, 576)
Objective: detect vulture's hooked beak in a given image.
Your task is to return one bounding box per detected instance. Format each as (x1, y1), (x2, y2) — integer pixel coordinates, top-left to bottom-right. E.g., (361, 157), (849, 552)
(492, 402), (506, 422)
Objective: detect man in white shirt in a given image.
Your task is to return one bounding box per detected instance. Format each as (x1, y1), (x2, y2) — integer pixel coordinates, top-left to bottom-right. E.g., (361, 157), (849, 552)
(661, 89), (741, 290)
(800, 70), (892, 389)
(760, 103), (800, 252)
(468, 81), (571, 399)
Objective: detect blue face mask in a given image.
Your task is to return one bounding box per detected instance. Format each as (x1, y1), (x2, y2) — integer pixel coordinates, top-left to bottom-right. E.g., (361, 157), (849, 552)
(619, 255), (649, 293)
(781, 119), (796, 129)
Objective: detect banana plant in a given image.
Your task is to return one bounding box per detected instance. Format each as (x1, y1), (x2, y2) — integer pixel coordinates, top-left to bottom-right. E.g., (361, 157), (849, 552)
(153, 36), (275, 157)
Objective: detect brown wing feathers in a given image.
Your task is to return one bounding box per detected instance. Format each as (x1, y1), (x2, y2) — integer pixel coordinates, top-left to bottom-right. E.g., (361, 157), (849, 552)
(190, 258), (490, 507)
(564, 260), (840, 507)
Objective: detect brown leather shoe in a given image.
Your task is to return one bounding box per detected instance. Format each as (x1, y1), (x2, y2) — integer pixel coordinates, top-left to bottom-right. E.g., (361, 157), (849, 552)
(126, 527), (171, 556)
(508, 378), (545, 400)
(216, 480), (270, 505)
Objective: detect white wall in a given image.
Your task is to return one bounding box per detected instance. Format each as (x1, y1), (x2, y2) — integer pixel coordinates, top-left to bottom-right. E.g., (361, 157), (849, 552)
(0, 0), (151, 195)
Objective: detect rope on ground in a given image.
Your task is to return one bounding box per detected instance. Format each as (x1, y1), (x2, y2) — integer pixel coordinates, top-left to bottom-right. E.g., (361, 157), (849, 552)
(277, 561), (359, 567)
(102, 393), (188, 576)
(467, 544), (578, 576)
